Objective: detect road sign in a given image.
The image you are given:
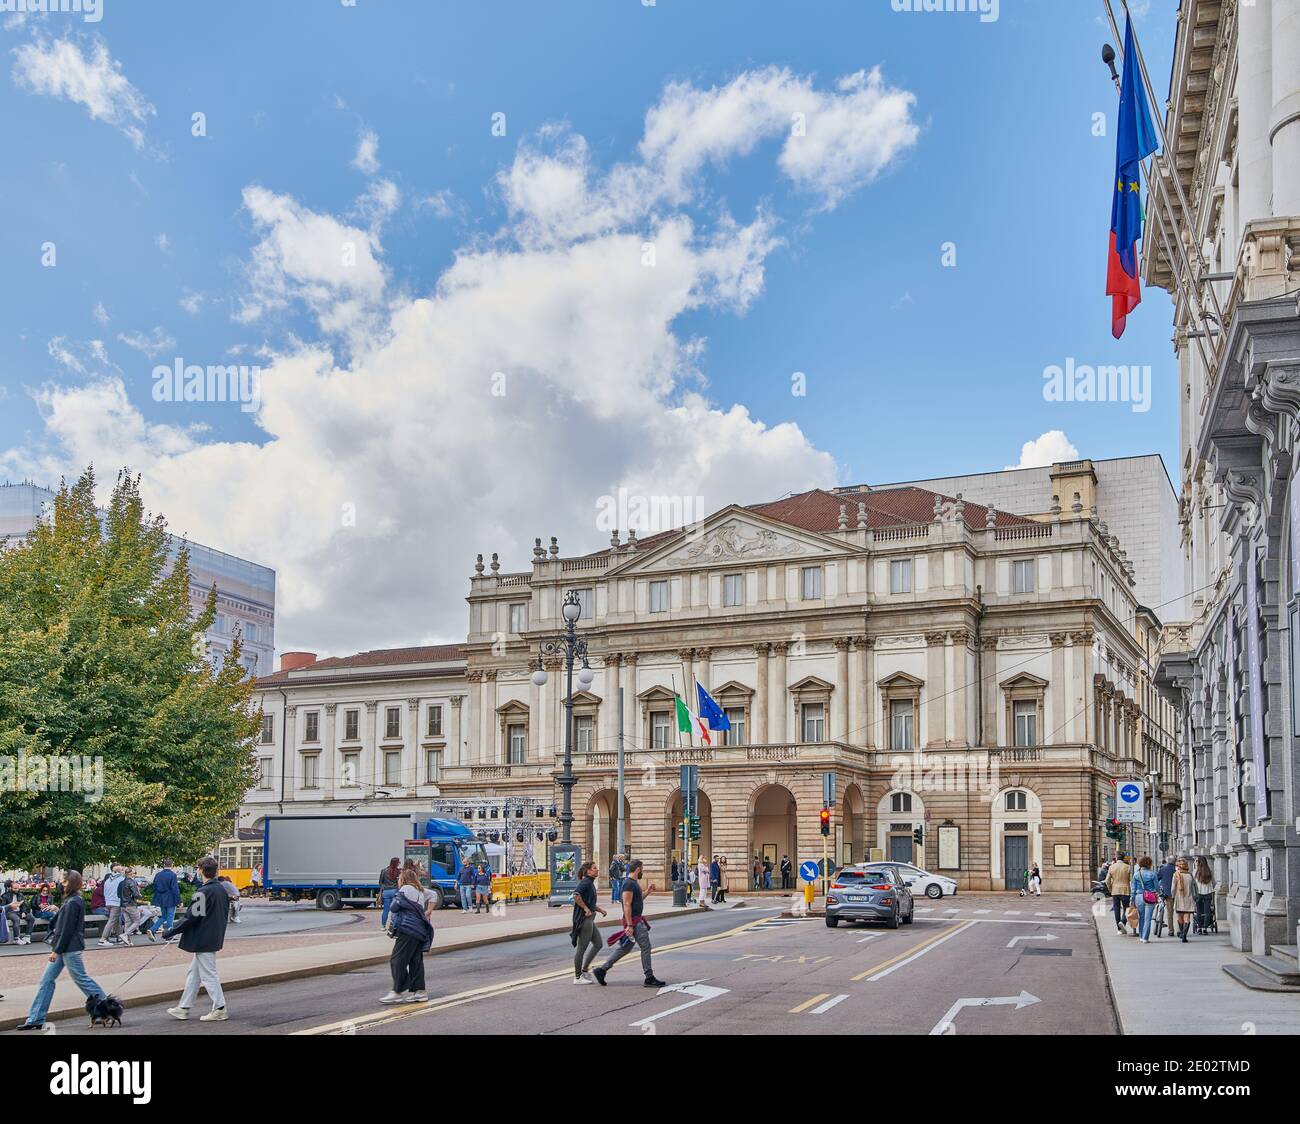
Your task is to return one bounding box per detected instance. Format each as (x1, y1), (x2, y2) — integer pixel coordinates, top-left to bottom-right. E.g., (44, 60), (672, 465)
(800, 860), (820, 883)
(1116, 780), (1145, 823)
(823, 771), (836, 807)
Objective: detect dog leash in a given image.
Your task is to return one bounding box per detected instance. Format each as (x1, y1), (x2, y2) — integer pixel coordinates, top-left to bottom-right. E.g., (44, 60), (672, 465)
(114, 935), (175, 991)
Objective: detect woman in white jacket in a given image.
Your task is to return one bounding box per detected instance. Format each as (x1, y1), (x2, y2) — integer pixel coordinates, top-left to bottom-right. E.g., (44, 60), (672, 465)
(697, 856), (711, 906)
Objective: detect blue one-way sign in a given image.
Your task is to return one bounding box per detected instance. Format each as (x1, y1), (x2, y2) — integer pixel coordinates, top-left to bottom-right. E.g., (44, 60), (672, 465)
(1116, 780), (1145, 823)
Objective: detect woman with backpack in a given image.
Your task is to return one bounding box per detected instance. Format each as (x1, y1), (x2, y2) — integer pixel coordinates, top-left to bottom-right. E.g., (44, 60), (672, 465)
(1131, 856), (1161, 943)
(381, 868), (435, 1004)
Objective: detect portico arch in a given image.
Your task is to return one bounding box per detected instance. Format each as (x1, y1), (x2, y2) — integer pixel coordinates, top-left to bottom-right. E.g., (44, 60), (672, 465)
(749, 783), (797, 885)
(876, 788), (924, 865)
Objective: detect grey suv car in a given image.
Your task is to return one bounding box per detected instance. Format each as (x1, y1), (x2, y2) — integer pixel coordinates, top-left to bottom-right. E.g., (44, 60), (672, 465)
(825, 865), (914, 929)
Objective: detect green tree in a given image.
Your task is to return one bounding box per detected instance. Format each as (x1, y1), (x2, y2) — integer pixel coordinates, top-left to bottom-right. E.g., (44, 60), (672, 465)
(0, 468), (259, 871)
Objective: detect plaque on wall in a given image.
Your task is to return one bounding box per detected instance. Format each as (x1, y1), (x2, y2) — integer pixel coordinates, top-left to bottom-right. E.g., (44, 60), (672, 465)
(1053, 844), (1070, 867)
(937, 825), (959, 870)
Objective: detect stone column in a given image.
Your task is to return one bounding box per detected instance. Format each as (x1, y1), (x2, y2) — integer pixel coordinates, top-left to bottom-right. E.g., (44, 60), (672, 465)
(981, 637), (999, 748)
(601, 654), (621, 753)
(1271, 0), (1300, 214)
(530, 661), (543, 758)
(770, 641), (789, 742)
(1075, 631), (1095, 743)
(925, 632), (947, 747)
(466, 671), (483, 766)
(483, 670), (498, 764)
(621, 654), (638, 752)
(323, 703), (337, 801)
(754, 643), (770, 743)
(1050, 633), (1067, 746)
(695, 647), (712, 695)
(950, 630), (969, 746)
(862, 637), (876, 748)
(544, 659), (562, 762)
(365, 701), (378, 791)
(833, 637), (851, 741)
(450, 694), (465, 766)
(285, 705), (298, 796)
(847, 637), (861, 746)
(1239, 0), (1274, 224)
(678, 648), (696, 701)
(943, 634), (956, 746)
(408, 697), (421, 780)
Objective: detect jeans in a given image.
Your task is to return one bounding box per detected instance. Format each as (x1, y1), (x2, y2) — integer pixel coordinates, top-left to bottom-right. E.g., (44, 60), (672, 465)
(380, 889), (397, 926)
(149, 905), (176, 934)
(610, 878), (622, 904)
(390, 932), (425, 993)
(1111, 894), (1131, 929)
(25, 951), (103, 1027)
(574, 915), (602, 977)
(4, 908), (32, 940)
(117, 906), (145, 940)
(1136, 896), (1157, 939)
(1195, 893), (1214, 930)
(764, 871), (772, 890)
(601, 919), (653, 979)
(458, 884), (473, 911)
(179, 951), (225, 1011)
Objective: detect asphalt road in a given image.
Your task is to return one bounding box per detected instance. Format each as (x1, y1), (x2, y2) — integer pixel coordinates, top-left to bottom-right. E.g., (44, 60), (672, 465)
(35, 892), (1117, 1036)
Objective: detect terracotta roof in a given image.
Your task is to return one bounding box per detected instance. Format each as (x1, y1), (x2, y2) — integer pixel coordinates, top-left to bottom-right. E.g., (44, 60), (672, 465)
(255, 644), (464, 687)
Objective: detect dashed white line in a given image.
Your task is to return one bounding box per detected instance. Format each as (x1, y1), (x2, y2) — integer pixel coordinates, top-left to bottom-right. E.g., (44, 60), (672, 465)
(810, 994), (850, 1015)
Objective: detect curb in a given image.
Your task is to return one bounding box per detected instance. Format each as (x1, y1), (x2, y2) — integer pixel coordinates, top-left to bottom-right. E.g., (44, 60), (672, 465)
(0, 901), (705, 1030)
(1090, 905), (1129, 1035)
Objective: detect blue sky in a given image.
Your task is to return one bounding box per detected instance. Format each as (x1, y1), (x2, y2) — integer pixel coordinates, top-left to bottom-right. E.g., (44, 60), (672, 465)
(0, 0), (1179, 651)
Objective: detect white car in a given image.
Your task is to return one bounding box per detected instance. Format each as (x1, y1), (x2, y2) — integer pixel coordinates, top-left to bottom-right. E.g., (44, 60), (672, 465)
(876, 862), (956, 900)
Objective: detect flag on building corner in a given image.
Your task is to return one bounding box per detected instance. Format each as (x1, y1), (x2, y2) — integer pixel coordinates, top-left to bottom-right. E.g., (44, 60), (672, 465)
(1106, 13), (1160, 339)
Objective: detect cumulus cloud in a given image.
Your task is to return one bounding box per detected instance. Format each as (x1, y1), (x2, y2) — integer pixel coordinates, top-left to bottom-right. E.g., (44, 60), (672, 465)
(11, 35), (154, 148)
(5, 66), (921, 653)
(1007, 430), (1079, 470)
(351, 128), (380, 174)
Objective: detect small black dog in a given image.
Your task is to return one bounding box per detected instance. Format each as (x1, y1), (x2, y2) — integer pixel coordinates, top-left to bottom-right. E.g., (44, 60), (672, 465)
(86, 994), (124, 1028)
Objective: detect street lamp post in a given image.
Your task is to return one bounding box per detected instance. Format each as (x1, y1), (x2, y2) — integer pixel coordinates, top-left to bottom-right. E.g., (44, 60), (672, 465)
(531, 590), (594, 845)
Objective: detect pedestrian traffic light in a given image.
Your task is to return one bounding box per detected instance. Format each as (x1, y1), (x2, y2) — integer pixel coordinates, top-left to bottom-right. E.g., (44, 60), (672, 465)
(819, 807), (831, 836)
(913, 826), (924, 847)
(689, 815), (701, 841)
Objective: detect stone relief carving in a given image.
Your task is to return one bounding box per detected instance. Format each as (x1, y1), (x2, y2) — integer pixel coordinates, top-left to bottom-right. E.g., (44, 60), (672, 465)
(678, 521), (814, 565)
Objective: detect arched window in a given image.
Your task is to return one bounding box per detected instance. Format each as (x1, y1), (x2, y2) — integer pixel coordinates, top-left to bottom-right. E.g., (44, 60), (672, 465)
(1005, 790), (1027, 812)
(890, 792), (913, 813)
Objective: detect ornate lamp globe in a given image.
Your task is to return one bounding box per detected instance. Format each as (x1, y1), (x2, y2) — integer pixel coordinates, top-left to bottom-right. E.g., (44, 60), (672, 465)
(531, 665), (548, 687)
(577, 663), (595, 687)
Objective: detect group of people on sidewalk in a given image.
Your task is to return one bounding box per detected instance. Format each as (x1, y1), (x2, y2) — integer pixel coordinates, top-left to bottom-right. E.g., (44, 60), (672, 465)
(667, 855), (731, 904)
(1102, 853), (1216, 944)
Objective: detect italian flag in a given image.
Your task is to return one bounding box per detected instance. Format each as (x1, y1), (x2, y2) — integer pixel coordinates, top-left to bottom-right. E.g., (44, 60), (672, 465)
(674, 694), (711, 746)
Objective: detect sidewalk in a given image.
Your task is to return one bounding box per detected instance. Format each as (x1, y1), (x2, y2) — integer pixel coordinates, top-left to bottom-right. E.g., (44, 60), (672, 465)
(0, 898), (703, 1030)
(1093, 909), (1300, 1034)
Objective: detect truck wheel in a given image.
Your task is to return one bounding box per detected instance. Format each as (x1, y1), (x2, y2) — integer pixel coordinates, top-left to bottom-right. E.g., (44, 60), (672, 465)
(317, 889), (342, 911)
(429, 887), (445, 910)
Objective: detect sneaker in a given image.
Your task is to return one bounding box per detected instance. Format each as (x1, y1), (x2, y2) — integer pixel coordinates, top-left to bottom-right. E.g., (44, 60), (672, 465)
(379, 991), (407, 1004)
(574, 975), (593, 985)
(592, 967), (607, 987)
(200, 1007), (228, 1022)
(147, 931), (160, 944)
(96, 939), (113, 947)
(643, 976), (667, 988)
(115, 937), (132, 946)
(404, 992), (429, 1003)
(167, 1007), (190, 1020)
(16, 1022), (43, 1032)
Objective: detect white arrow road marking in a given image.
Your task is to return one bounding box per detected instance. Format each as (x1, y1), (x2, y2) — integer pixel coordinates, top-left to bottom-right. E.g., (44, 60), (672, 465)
(1034, 911), (1052, 916)
(810, 994), (849, 1015)
(1066, 912), (1082, 918)
(1006, 933), (1059, 948)
(915, 907), (933, 913)
(628, 979), (729, 1029)
(930, 991), (1041, 1035)
(856, 933), (884, 943)
(1003, 910), (1023, 915)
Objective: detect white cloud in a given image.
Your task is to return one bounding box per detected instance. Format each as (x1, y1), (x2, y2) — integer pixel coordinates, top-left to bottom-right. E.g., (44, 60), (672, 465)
(178, 291), (204, 315)
(1007, 430), (1079, 470)
(116, 326), (176, 358)
(417, 189), (457, 219)
(156, 233), (170, 253)
(11, 35), (154, 148)
(351, 128), (380, 175)
(92, 301), (109, 325)
(5, 66), (924, 652)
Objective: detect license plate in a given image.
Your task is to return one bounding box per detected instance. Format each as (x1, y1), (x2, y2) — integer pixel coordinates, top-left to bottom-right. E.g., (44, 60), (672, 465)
(848, 895), (867, 902)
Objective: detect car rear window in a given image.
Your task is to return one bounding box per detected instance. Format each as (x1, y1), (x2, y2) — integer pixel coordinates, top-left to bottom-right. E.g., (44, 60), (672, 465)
(832, 870), (867, 882)
(860, 870), (896, 884)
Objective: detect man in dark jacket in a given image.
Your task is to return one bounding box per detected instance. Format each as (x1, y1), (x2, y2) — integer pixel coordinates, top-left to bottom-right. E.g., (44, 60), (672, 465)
(164, 856), (230, 1022)
(17, 870), (107, 1031)
(1, 880), (34, 944)
(148, 860), (181, 942)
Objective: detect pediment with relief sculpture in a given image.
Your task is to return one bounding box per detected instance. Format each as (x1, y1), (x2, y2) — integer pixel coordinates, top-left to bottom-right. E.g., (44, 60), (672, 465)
(611, 511), (846, 574)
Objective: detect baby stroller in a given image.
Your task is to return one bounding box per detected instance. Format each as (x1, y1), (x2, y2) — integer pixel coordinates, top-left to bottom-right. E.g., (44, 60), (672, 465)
(1194, 892), (1218, 935)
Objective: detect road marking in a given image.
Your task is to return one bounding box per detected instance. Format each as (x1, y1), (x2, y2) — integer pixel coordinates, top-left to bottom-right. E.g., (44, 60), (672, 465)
(856, 933), (884, 943)
(295, 913), (772, 1035)
(915, 907), (933, 913)
(930, 990), (1041, 1035)
(1034, 912), (1052, 916)
(914, 916), (1086, 926)
(628, 980), (728, 1029)
(851, 919), (975, 982)
(944, 908), (961, 914)
(973, 909), (991, 914)
(1007, 933), (1059, 948)
(810, 994), (849, 1015)
(790, 992), (832, 1013)
(1003, 910), (1023, 916)
(1066, 912), (1082, 918)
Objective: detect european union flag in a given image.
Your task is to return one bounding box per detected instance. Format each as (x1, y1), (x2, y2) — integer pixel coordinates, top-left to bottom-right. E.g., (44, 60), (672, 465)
(696, 683), (730, 731)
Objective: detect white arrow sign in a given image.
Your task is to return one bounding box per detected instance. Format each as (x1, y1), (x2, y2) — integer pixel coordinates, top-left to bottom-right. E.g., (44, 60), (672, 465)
(929, 991), (1040, 1035)
(628, 979), (730, 1030)
(1006, 933), (1058, 948)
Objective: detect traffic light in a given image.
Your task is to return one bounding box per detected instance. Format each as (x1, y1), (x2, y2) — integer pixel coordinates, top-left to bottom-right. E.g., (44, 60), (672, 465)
(913, 826), (924, 847)
(819, 807), (831, 836)
(1106, 819), (1124, 842)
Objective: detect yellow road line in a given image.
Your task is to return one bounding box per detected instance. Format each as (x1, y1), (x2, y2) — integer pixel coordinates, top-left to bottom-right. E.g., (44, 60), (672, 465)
(849, 919), (975, 982)
(789, 992), (832, 1014)
(295, 913), (772, 1036)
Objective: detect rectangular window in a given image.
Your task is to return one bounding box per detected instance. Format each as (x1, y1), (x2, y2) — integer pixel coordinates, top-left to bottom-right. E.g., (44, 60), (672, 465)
(889, 558), (912, 594)
(649, 580), (669, 613)
(302, 753), (319, 789)
(509, 602), (528, 634)
(304, 711), (319, 743)
(574, 588), (593, 618)
(575, 715), (594, 753)
(651, 711), (671, 749)
(385, 706), (400, 739)
(427, 705), (443, 738)
(257, 758), (272, 789)
(801, 565), (823, 600)
(426, 748), (441, 784)
(243, 622), (258, 644)
(383, 750), (402, 787)
(722, 573), (744, 607)
(1012, 558), (1035, 594)
(802, 702), (825, 744)
(723, 707), (746, 746)
(507, 724), (527, 764)
(214, 613), (227, 634)
(890, 699), (914, 750)
(1013, 700), (1038, 747)
(344, 709), (359, 741)
(340, 751), (359, 788)
(260, 713), (274, 744)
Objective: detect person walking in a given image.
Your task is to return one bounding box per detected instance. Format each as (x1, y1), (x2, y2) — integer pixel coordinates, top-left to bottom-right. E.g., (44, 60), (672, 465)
(379, 857), (401, 927)
(709, 856), (722, 904)
(1131, 856), (1160, 943)
(697, 855), (710, 906)
(147, 860), (180, 943)
(97, 865), (125, 946)
(752, 855), (762, 890)
(608, 854), (625, 905)
(570, 861), (606, 984)
(474, 863), (492, 914)
(780, 854), (792, 891)
(113, 870), (145, 945)
(763, 857), (773, 890)
(1105, 853), (1132, 934)
(1171, 858), (1196, 942)
(1027, 863), (1042, 896)
(380, 868), (435, 1004)
(456, 858), (475, 912)
(593, 859), (663, 988)
(1156, 856), (1177, 939)
(1193, 856), (1215, 934)
(16, 871), (108, 1032)
(164, 856), (232, 1022)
